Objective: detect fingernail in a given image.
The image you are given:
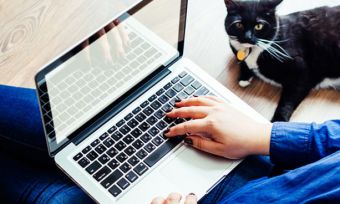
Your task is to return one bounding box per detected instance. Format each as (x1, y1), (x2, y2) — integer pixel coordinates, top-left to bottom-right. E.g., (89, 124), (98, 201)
(188, 193), (196, 196)
(193, 95), (198, 97)
(184, 138), (193, 145)
(163, 128), (170, 134)
(165, 108), (173, 113)
(175, 99), (182, 103)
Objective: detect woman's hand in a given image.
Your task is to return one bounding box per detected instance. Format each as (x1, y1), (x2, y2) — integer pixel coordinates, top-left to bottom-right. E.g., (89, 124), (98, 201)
(165, 96), (272, 159)
(151, 193), (197, 204)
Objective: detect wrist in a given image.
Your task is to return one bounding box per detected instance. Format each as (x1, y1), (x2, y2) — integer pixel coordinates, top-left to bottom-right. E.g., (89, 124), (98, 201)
(251, 123), (272, 155)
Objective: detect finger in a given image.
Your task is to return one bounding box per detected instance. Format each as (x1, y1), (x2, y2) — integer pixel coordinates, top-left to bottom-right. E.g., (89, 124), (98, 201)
(151, 196), (165, 204)
(165, 193), (182, 204)
(97, 29), (114, 64)
(117, 23), (130, 47)
(184, 136), (225, 157)
(175, 97), (219, 108)
(184, 193), (198, 204)
(165, 119), (208, 137)
(166, 107), (210, 119)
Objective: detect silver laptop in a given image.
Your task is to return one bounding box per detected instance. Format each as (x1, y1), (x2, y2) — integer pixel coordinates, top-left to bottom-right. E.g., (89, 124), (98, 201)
(35, 0), (267, 203)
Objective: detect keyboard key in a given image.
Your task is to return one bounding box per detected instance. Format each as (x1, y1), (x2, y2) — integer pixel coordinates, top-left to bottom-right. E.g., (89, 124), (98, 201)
(107, 147), (119, 158)
(141, 133), (152, 143)
(109, 185), (122, 197)
(87, 151), (98, 161)
(132, 107), (142, 114)
(93, 166), (111, 181)
(152, 136), (164, 146)
(133, 163), (148, 176)
(173, 83), (184, 92)
(136, 149), (148, 159)
(156, 121), (167, 130)
(158, 95), (169, 103)
(108, 159), (120, 170)
(124, 113), (133, 121)
(127, 119), (139, 129)
(78, 157), (90, 168)
(144, 137), (183, 167)
(98, 154), (110, 164)
(95, 144), (107, 154)
(171, 76), (180, 84)
(165, 89), (177, 98)
(191, 81), (202, 90)
(143, 107), (154, 116)
(131, 128), (143, 138)
(164, 117), (175, 124)
(148, 127), (160, 136)
(100, 132), (110, 140)
(128, 156), (140, 166)
(139, 122), (150, 131)
(91, 139), (100, 147)
(82, 146), (91, 154)
(151, 101), (162, 110)
(108, 126), (117, 134)
(146, 116), (157, 125)
(148, 94), (157, 102)
(144, 143), (156, 153)
(116, 119), (125, 127)
(161, 104), (172, 113)
(179, 71), (188, 78)
(122, 135), (135, 144)
(175, 118), (185, 124)
(177, 92), (188, 100)
(124, 146), (136, 156)
(132, 139), (144, 150)
(116, 152), (128, 163)
(115, 141), (127, 151)
(103, 138), (115, 148)
(163, 82), (172, 90)
(86, 161), (101, 174)
(102, 170), (123, 189)
(141, 101), (149, 108)
(180, 75), (194, 86)
(120, 162), (132, 173)
(155, 110), (165, 119)
(119, 125), (131, 135)
(184, 86), (195, 95)
(117, 178), (130, 190)
(136, 112), (147, 122)
(156, 88), (165, 96)
(195, 86), (209, 96)
(112, 132), (123, 141)
(73, 153), (82, 161)
(126, 171), (138, 183)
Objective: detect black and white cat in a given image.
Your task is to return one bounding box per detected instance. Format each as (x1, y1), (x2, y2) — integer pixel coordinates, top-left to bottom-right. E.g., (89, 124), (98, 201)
(224, 0), (340, 122)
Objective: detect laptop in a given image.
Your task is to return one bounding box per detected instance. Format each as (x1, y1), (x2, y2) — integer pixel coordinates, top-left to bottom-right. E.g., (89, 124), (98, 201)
(35, 0), (267, 203)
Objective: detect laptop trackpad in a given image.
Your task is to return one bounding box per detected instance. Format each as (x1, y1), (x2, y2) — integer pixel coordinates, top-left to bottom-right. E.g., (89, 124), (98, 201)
(159, 147), (233, 191)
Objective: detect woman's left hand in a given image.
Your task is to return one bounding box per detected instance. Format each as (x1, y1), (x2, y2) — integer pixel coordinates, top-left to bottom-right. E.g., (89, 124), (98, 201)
(151, 193), (197, 204)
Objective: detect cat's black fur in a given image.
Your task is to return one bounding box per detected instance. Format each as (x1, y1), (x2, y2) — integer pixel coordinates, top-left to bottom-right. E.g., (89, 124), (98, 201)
(224, 0), (340, 121)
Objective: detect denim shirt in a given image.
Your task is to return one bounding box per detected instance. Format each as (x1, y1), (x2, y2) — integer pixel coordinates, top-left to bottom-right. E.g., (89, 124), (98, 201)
(220, 120), (340, 203)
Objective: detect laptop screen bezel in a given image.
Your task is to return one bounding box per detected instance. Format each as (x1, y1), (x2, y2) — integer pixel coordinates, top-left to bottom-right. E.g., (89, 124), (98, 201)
(35, 0), (188, 156)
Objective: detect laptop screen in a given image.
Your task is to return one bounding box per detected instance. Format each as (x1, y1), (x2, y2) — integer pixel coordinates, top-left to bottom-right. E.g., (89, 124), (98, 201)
(36, 0), (186, 154)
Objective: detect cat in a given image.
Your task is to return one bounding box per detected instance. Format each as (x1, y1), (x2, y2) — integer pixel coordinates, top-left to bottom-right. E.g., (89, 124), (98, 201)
(224, 0), (340, 122)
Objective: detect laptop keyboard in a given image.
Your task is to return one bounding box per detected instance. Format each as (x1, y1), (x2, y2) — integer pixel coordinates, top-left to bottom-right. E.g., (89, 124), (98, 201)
(73, 71), (211, 197)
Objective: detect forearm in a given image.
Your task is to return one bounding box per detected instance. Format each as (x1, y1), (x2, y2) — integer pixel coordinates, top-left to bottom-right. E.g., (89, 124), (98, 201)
(269, 120), (340, 169)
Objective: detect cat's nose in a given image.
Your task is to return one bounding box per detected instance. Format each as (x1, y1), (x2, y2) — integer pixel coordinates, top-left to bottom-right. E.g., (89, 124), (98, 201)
(244, 30), (255, 44)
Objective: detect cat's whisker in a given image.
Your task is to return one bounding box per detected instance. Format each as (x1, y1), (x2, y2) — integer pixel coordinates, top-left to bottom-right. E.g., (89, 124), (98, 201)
(258, 39), (293, 60)
(257, 42), (285, 62)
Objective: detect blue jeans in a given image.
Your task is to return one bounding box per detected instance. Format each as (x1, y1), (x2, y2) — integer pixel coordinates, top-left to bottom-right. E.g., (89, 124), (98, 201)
(0, 85), (273, 203)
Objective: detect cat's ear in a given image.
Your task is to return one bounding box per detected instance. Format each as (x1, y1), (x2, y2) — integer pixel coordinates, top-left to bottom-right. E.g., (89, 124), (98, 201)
(224, 0), (238, 10)
(266, 0), (283, 9)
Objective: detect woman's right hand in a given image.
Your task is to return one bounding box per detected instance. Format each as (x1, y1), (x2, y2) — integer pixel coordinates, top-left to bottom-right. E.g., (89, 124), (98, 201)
(164, 96), (272, 160)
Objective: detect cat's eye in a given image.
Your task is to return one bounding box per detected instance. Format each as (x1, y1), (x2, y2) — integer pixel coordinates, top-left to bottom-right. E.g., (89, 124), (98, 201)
(235, 22), (243, 29)
(255, 23), (264, 31)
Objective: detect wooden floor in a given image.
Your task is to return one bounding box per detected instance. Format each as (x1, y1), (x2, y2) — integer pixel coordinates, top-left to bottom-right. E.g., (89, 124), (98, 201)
(1, 0), (339, 123)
